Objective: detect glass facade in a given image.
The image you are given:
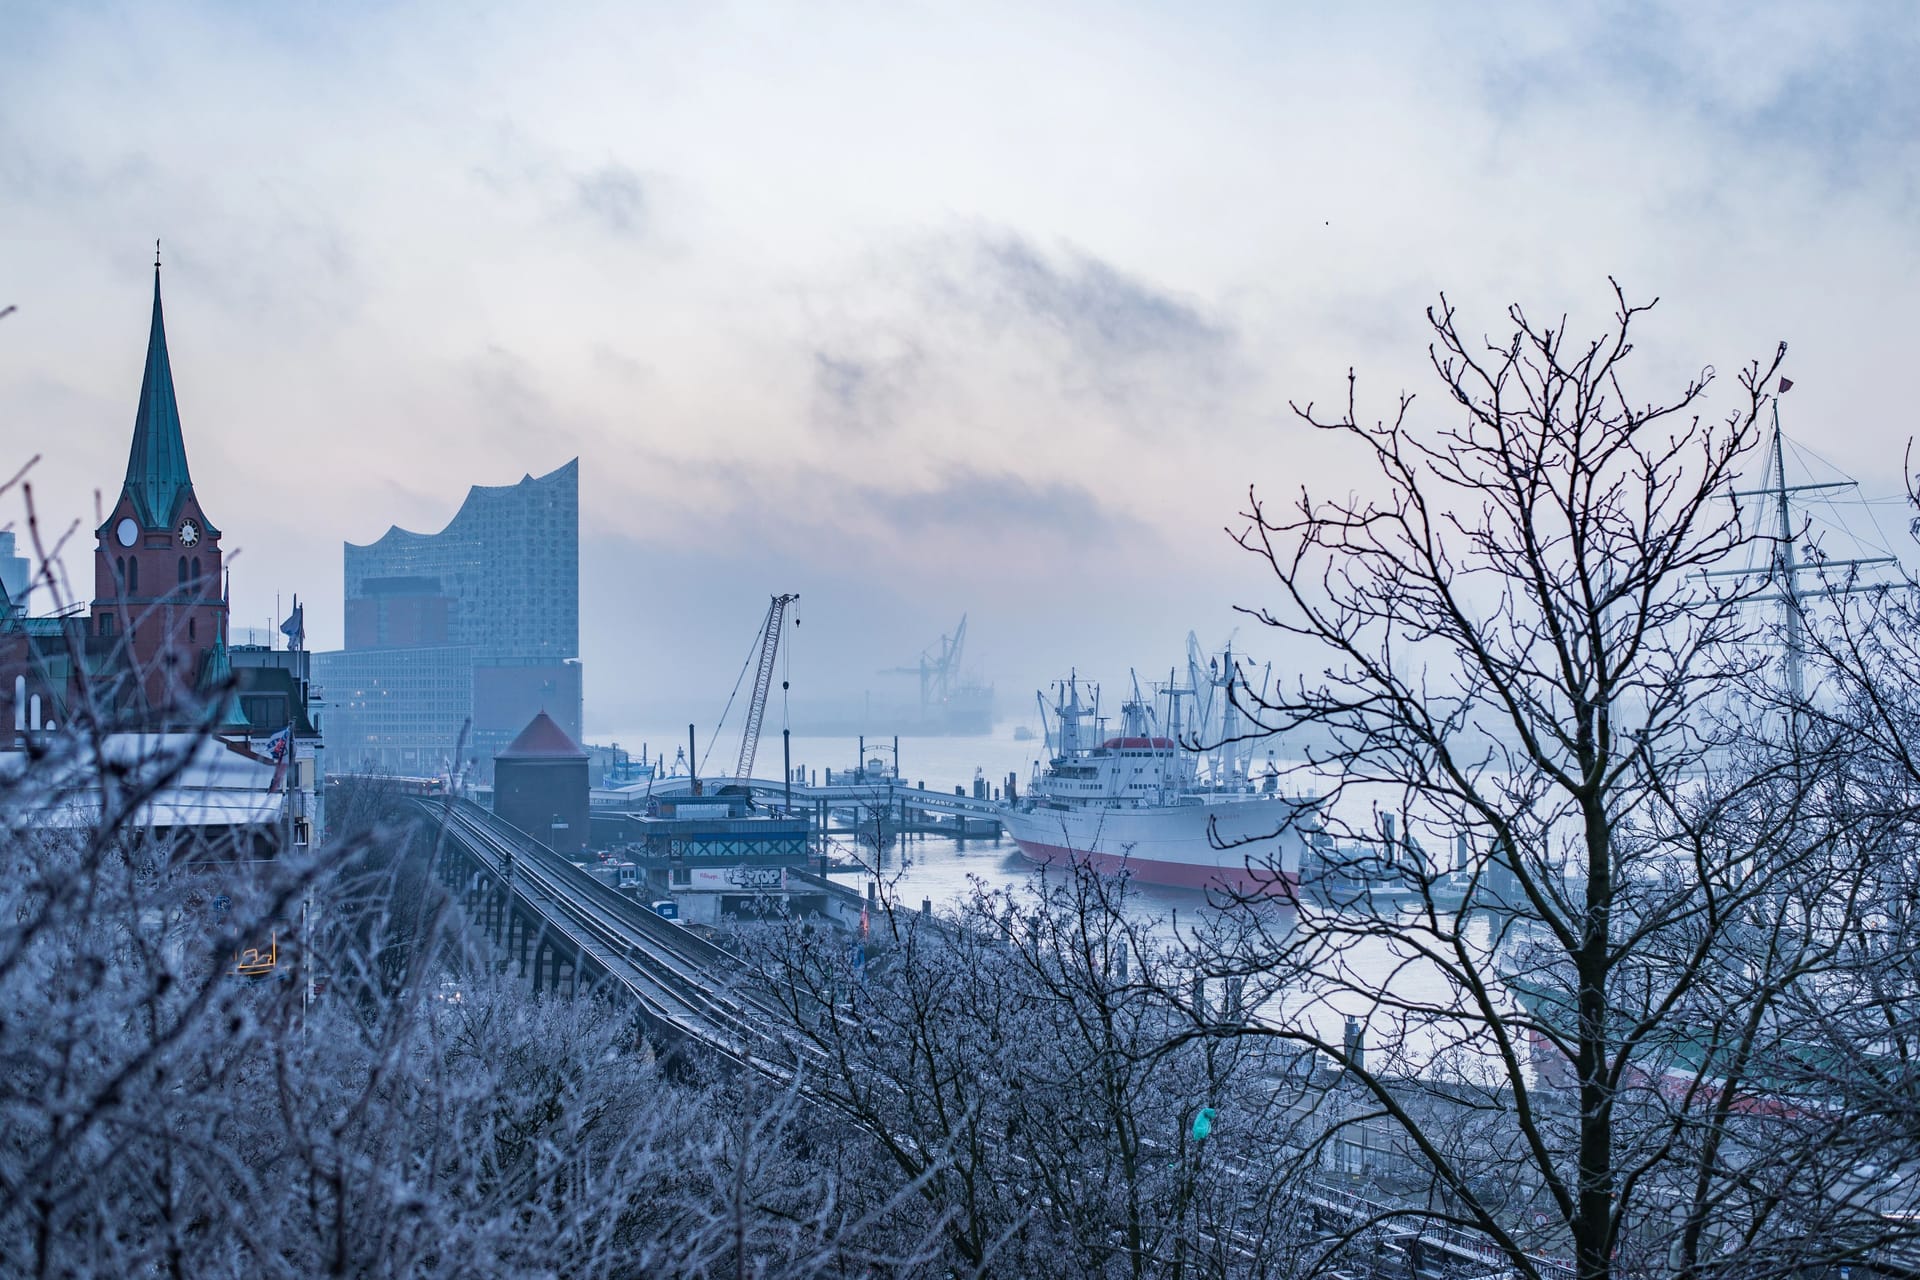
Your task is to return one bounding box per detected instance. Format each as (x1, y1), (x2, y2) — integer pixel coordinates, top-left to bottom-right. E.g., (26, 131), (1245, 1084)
(316, 460), (581, 780)
(312, 645), (475, 776)
(343, 460), (578, 664)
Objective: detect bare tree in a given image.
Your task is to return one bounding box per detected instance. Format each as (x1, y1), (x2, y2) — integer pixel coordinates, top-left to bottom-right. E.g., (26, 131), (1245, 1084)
(749, 861), (1319, 1278)
(0, 735), (957, 1278)
(0, 623), (947, 1277)
(1192, 283), (1920, 1278)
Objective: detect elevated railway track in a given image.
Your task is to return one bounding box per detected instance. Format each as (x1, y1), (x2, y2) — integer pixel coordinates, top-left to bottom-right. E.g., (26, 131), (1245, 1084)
(423, 797), (800, 1070)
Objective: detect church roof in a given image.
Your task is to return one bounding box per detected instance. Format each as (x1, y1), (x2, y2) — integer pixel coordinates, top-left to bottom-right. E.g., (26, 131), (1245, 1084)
(121, 266), (209, 532)
(496, 710), (587, 761)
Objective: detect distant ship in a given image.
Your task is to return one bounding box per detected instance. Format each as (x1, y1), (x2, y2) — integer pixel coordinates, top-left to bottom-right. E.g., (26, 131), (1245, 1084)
(999, 664), (1305, 897)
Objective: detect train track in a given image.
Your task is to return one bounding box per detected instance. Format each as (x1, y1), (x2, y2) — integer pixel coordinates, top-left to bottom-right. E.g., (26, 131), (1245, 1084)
(421, 798), (804, 1072)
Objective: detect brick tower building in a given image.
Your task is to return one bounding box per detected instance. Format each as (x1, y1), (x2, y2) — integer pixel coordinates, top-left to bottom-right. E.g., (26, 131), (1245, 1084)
(89, 258), (229, 718)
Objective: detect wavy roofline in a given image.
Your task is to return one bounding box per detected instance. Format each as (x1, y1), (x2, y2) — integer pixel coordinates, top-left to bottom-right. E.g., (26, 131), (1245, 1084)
(346, 458), (577, 552)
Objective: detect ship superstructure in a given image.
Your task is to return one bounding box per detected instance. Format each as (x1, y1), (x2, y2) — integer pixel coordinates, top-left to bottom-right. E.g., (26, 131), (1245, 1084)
(1000, 663), (1304, 896)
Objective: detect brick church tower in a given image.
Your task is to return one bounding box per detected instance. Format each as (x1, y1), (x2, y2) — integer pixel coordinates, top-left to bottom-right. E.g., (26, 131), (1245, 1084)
(89, 258), (228, 719)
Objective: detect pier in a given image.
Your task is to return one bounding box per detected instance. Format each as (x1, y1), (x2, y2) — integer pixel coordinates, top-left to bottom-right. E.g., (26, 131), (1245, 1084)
(592, 772), (1006, 849)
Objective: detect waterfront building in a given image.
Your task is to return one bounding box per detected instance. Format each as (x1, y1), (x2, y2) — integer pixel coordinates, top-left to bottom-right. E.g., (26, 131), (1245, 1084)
(315, 460), (581, 780)
(601, 788), (810, 925)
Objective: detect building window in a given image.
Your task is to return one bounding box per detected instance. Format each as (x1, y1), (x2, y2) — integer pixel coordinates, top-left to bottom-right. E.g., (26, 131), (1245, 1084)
(178, 556), (187, 585)
(189, 617), (196, 641)
(192, 557), (202, 588)
(127, 558), (138, 593)
(99, 613), (114, 637)
(115, 556), (125, 588)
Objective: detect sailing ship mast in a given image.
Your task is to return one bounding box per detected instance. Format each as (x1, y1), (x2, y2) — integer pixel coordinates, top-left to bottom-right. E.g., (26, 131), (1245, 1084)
(1720, 385), (1896, 703)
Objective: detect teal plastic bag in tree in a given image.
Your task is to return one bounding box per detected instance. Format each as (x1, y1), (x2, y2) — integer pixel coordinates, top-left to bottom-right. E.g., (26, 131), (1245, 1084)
(1190, 1107), (1216, 1142)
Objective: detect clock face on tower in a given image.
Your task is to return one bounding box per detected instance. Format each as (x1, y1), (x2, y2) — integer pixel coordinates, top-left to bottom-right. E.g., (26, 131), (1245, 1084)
(115, 517), (138, 548)
(178, 518), (200, 547)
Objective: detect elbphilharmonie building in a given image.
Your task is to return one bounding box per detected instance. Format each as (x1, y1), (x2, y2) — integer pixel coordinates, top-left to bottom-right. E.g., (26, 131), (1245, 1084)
(315, 460), (582, 779)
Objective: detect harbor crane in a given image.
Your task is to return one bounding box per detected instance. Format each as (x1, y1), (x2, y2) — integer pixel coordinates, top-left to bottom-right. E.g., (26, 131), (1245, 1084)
(884, 614), (969, 714)
(736, 593), (799, 782)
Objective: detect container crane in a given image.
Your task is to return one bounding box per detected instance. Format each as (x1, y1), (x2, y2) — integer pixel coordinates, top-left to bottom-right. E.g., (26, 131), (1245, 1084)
(736, 593), (799, 781)
(884, 614), (969, 714)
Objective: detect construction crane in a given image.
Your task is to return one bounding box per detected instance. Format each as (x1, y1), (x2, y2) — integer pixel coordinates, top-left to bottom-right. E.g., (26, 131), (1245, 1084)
(736, 593), (799, 782)
(884, 614), (968, 714)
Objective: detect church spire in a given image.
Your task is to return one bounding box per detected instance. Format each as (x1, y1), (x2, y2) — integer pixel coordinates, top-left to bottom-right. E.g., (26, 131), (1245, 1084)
(123, 255), (195, 529)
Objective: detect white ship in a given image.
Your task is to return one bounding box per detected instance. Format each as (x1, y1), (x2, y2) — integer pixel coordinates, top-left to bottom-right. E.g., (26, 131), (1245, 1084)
(1001, 656), (1305, 897)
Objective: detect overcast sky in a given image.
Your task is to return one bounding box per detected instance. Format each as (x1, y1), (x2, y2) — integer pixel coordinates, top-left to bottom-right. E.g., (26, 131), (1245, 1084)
(4, 1), (1916, 735)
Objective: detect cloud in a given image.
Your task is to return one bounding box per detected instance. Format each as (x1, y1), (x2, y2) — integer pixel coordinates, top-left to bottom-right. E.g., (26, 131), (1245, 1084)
(968, 234), (1229, 366)
(794, 230), (1242, 454)
(928, 232), (1241, 432)
(574, 164), (649, 239)
(810, 341), (922, 439)
(467, 345), (556, 449)
(854, 467), (1145, 544)
(1469, 4), (1920, 187)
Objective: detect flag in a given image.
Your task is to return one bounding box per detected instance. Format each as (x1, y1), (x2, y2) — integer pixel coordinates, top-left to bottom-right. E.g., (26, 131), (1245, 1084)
(264, 724), (295, 790)
(279, 596), (305, 650)
(1778, 377), (1795, 394)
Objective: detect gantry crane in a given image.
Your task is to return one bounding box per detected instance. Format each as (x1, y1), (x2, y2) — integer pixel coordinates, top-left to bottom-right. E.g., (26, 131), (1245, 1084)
(737, 593), (799, 781)
(884, 614), (968, 714)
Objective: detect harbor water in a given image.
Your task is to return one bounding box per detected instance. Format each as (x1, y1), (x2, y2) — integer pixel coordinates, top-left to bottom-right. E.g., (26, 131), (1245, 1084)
(605, 723), (1517, 1070)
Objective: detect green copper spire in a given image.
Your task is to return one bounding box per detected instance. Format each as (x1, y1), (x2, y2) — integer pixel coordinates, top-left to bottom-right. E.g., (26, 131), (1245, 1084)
(124, 260), (195, 529)
(199, 616), (252, 732)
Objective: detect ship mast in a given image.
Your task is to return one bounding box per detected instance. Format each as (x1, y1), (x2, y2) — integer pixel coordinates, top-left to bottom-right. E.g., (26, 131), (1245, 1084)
(1719, 388), (1895, 707)
(1768, 405), (1809, 701)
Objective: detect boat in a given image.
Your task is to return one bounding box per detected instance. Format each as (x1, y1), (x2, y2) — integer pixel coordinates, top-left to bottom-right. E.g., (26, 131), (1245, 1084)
(999, 667), (1306, 897)
(824, 737), (900, 788)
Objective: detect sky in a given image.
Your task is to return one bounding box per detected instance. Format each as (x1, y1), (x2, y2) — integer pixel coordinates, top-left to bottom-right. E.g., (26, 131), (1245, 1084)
(3, 1), (1917, 736)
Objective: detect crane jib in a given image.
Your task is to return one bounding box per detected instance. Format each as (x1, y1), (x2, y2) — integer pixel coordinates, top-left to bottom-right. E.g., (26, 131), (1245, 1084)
(737, 593), (799, 782)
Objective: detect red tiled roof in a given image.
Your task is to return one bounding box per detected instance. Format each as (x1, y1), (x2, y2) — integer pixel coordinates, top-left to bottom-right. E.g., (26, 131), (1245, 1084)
(496, 710), (586, 760)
